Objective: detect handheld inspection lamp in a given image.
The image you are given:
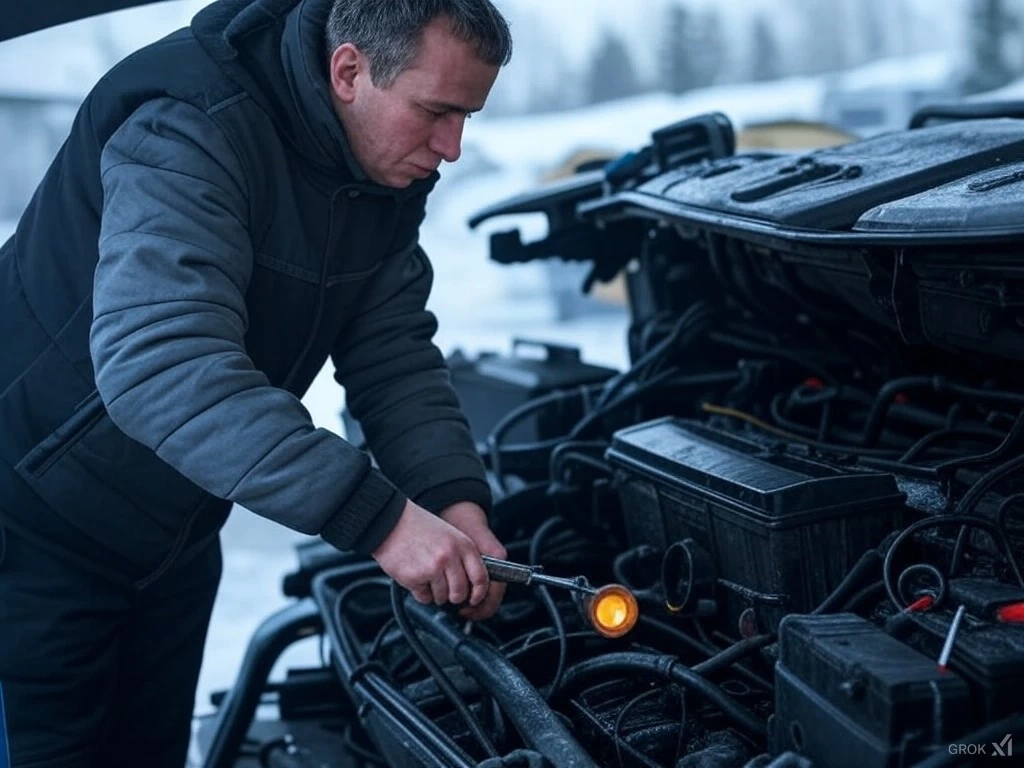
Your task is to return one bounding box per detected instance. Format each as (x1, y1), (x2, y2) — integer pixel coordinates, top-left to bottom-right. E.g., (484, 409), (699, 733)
(482, 555), (639, 638)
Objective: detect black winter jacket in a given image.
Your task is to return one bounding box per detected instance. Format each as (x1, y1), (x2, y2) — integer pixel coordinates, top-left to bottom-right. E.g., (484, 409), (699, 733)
(0, 0), (490, 584)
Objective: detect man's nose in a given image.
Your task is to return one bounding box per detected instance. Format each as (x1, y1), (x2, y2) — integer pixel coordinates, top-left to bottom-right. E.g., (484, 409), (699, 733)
(430, 114), (465, 164)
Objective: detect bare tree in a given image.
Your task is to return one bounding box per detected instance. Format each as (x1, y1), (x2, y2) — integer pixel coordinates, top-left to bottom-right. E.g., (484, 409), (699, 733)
(587, 32), (640, 104)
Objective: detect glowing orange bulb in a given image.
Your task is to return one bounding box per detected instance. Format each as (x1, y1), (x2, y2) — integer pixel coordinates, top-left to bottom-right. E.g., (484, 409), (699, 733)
(587, 584), (639, 638)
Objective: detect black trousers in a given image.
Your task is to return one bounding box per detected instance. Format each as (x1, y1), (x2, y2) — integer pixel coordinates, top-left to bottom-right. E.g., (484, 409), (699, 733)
(0, 522), (222, 768)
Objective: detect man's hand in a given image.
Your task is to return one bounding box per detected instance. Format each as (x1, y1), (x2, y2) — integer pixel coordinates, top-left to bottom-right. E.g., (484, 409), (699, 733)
(440, 502), (507, 621)
(372, 499), (489, 608)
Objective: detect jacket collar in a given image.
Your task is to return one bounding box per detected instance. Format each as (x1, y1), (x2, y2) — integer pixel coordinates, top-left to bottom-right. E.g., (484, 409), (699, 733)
(193, 0), (438, 197)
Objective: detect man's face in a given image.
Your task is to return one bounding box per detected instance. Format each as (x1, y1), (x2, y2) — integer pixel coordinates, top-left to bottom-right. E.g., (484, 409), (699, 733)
(329, 17), (500, 188)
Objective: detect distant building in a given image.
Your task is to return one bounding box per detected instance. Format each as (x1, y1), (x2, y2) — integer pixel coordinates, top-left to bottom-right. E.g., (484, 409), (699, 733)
(820, 53), (958, 136)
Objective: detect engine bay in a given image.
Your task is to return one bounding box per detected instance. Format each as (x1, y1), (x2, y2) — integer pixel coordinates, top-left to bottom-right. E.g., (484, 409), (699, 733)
(198, 106), (1024, 768)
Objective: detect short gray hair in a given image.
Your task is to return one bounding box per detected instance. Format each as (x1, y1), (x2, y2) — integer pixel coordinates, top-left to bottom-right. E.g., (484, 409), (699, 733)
(325, 0), (513, 88)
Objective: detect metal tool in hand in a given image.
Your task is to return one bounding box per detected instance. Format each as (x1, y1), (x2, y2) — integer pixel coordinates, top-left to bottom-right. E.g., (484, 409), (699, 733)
(482, 555), (640, 638)
(482, 555), (596, 595)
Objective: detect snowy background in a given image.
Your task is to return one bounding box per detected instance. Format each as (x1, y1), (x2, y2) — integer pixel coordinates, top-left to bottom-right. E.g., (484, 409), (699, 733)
(3, 0), (1024, 760)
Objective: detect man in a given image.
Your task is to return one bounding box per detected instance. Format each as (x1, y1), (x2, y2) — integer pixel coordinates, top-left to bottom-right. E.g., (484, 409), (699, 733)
(0, 0), (512, 765)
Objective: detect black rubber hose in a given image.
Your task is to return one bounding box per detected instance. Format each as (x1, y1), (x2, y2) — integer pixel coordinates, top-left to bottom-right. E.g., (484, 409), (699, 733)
(861, 377), (936, 447)
(949, 453), (1024, 582)
(707, 331), (837, 386)
(899, 427), (1003, 463)
(812, 548), (882, 614)
(933, 410), (1024, 477)
(692, 634), (775, 676)
(403, 599), (599, 768)
(553, 653), (767, 741)
(637, 617), (773, 692)
(390, 583), (499, 759)
(863, 377), (1024, 448)
(569, 370), (740, 440)
(841, 580), (887, 613)
(883, 515), (1024, 610)
(487, 384), (607, 492)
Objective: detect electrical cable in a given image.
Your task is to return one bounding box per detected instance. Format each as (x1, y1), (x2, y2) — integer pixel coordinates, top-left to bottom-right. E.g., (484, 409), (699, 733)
(403, 600), (599, 768)
(882, 515), (1023, 611)
(612, 688), (664, 768)
(896, 564), (948, 607)
(862, 377), (1024, 447)
(949, 453), (1024, 580)
(673, 684), (688, 765)
(899, 427), (1003, 463)
(529, 516), (569, 699)
(569, 369), (740, 441)
(708, 330), (838, 386)
(997, 492), (1024, 537)
(596, 302), (717, 409)
(841, 580), (887, 613)
(548, 440), (609, 483)
(554, 653), (767, 741)
(487, 384), (607, 493)
(551, 452), (613, 478)
(812, 548), (883, 614)
(700, 403), (912, 457)
(933, 410), (1024, 477)
(389, 582), (499, 759)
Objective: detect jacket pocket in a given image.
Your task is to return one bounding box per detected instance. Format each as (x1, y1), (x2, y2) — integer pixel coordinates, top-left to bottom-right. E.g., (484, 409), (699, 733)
(13, 391), (210, 571)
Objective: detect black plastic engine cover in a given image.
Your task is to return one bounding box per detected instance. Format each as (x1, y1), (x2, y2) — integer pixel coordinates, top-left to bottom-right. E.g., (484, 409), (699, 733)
(605, 418), (905, 632)
(593, 118), (1024, 236)
(774, 614), (971, 768)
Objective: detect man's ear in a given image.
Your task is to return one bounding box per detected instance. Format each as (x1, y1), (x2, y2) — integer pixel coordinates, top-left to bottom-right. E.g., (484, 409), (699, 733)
(329, 43), (362, 104)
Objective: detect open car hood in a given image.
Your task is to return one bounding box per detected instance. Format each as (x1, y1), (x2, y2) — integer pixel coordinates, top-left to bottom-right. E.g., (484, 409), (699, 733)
(3, 1), (171, 43)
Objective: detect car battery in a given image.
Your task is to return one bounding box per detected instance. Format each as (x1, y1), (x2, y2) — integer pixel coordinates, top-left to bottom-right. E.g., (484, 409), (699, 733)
(903, 578), (1024, 724)
(605, 417), (906, 631)
(447, 339), (617, 445)
(774, 614), (972, 768)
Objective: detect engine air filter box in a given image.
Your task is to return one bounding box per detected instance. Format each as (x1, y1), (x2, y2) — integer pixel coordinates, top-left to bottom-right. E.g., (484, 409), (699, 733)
(774, 613), (971, 768)
(605, 417), (905, 630)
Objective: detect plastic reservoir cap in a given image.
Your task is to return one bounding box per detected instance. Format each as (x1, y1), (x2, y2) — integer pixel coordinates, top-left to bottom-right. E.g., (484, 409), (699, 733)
(588, 584), (639, 638)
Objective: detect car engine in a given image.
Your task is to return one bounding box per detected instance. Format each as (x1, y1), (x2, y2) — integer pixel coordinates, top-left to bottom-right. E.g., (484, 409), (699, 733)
(198, 104), (1024, 768)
